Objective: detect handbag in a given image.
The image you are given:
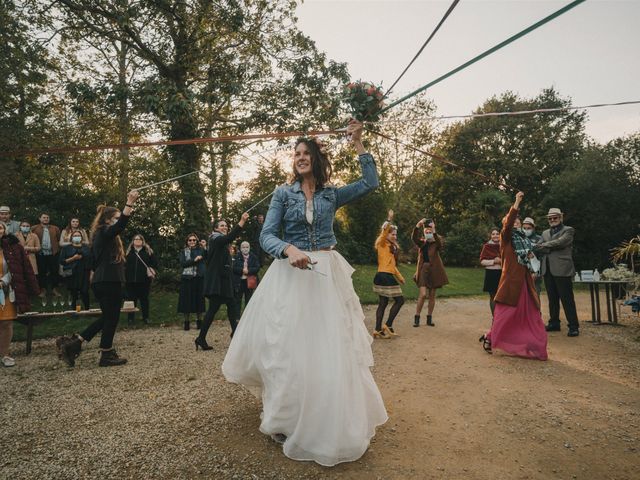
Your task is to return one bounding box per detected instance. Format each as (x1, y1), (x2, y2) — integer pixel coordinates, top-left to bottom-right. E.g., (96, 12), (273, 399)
(246, 274), (258, 290)
(135, 251), (156, 279)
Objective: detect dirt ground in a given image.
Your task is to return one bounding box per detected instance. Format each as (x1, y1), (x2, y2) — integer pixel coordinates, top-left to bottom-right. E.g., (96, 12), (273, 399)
(1, 291), (639, 480)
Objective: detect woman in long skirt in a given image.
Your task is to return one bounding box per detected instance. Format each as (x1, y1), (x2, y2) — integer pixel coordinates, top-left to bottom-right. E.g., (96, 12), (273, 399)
(222, 120), (387, 466)
(479, 192), (547, 360)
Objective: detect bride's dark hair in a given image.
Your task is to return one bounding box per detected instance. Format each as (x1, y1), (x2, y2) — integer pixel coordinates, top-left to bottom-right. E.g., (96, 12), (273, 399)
(292, 137), (332, 190)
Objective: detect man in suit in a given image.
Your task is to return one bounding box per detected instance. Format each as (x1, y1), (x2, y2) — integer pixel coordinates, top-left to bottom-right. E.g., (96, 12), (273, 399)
(533, 208), (580, 337)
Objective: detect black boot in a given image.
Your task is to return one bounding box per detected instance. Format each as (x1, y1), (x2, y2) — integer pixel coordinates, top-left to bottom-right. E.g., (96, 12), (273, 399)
(99, 349), (127, 367)
(427, 315), (435, 327)
(183, 320), (190, 331)
(413, 315), (420, 327)
(195, 336), (213, 351)
(59, 334), (82, 367)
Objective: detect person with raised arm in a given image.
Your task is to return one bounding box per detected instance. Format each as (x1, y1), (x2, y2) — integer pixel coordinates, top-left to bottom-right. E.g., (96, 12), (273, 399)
(222, 120), (387, 466)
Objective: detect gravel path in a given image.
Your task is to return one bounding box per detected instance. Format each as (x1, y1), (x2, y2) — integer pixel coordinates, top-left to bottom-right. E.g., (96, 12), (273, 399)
(2, 292), (639, 479)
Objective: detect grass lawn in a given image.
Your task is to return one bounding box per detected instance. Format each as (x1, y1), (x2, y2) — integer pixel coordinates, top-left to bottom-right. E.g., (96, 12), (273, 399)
(12, 265), (485, 342)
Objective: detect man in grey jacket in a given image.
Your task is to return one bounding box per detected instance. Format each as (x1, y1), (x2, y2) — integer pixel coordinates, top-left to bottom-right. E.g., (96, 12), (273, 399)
(533, 208), (580, 337)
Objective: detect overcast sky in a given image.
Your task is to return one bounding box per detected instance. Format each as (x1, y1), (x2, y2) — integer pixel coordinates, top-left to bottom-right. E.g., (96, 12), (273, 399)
(295, 0), (640, 143)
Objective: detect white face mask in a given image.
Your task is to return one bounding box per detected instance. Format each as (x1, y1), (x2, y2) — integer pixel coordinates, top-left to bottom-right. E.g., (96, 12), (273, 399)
(523, 229), (534, 237)
(240, 247), (250, 255)
(71, 236), (83, 245)
(425, 233), (434, 241)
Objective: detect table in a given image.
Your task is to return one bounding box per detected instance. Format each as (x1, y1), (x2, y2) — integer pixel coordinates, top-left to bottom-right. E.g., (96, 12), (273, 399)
(574, 280), (632, 325)
(16, 308), (139, 354)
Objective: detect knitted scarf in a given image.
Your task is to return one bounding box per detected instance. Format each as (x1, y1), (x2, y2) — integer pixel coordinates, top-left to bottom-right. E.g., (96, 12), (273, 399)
(182, 248), (197, 277)
(511, 229), (535, 272)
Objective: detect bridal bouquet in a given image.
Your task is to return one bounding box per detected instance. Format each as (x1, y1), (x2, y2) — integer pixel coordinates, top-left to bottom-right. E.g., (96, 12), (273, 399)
(343, 81), (385, 122)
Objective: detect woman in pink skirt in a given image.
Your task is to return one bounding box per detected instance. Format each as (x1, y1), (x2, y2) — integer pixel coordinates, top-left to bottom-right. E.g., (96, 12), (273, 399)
(479, 191), (547, 360)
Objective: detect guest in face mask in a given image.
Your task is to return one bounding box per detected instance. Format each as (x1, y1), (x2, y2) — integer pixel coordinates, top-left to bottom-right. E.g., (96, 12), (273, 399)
(59, 217), (89, 247)
(522, 217), (543, 298)
(0, 221), (40, 367)
(411, 218), (448, 327)
(479, 192), (548, 359)
(232, 241), (261, 319)
(59, 232), (92, 310)
(16, 220), (41, 276)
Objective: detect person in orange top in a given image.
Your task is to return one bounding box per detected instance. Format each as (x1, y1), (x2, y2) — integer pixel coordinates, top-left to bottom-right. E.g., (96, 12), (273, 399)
(372, 219), (405, 338)
(479, 191), (547, 360)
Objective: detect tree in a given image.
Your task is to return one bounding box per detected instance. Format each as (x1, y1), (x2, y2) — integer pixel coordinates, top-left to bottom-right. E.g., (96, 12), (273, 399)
(0, 0), (54, 192)
(544, 144), (640, 269)
(51, 0), (349, 234)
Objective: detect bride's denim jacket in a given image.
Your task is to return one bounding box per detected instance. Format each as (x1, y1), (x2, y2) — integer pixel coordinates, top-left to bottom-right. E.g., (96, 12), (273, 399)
(260, 153), (379, 258)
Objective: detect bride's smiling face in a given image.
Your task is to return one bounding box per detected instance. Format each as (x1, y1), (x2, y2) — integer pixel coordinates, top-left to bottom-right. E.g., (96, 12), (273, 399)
(294, 143), (313, 177)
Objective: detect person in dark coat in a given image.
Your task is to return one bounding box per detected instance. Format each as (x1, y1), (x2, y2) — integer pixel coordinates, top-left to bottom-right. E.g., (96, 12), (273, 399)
(195, 212), (249, 350)
(125, 234), (158, 325)
(58, 190), (140, 367)
(411, 218), (448, 327)
(178, 233), (207, 330)
(59, 232), (92, 311)
(0, 222), (40, 367)
(232, 241), (261, 319)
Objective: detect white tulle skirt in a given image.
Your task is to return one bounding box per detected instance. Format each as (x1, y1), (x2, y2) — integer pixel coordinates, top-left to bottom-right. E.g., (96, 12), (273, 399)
(222, 250), (388, 466)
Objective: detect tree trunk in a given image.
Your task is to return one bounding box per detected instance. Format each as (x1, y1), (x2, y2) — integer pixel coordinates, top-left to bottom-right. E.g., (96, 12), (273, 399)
(117, 40), (130, 199)
(167, 85), (209, 233)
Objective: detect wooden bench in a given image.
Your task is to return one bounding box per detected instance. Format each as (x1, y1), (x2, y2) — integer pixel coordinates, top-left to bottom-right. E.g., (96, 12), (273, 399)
(16, 308), (139, 354)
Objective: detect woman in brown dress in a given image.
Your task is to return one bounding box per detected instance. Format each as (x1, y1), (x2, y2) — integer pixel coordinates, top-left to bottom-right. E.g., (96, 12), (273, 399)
(412, 218), (448, 327)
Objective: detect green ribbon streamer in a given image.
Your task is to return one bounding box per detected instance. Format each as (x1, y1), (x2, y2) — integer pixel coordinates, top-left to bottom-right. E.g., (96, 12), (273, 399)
(380, 0), (587, 115)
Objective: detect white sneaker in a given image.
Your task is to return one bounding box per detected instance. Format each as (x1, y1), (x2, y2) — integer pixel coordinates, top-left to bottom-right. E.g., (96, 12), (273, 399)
(2, 356), (16, 367)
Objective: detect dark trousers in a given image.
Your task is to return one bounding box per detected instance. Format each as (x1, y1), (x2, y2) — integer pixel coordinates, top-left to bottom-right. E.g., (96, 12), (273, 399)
(80, 282), (123, 349)
(37, 254), (59, 290)
(234, 279), (254, 318)
(126, 281), (150, 321)
(69, 286), (90, 311)
(66, 276), (90, 310)
(544, 273), (579, 330)
(199, 295), (237, 339)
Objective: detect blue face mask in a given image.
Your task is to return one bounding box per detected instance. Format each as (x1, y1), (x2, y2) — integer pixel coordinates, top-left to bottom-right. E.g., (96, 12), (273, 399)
(20, 226), (30, 234)
(425, 233), (434, 241)
(523, 229), (534, 237)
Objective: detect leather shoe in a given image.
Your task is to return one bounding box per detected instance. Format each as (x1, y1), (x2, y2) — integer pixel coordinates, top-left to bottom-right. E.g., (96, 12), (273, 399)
(567, 329), (580, 337)
(545, 324), (561, 332)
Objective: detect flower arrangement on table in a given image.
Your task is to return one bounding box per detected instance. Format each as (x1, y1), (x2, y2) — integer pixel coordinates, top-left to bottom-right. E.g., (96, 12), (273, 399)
(343, 81), (385, 122)
(602, 264), (640, 286)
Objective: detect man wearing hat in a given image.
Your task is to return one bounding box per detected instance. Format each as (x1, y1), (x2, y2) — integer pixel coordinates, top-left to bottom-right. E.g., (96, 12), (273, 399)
(533, 208), (580, 337)
(0, 206), (20, 235)
(522, 217), (543, 297)
(0, 205), (20, 235)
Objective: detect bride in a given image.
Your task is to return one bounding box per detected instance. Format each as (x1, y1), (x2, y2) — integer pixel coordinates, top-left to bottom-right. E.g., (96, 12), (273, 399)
(222, 119), (387, 466)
